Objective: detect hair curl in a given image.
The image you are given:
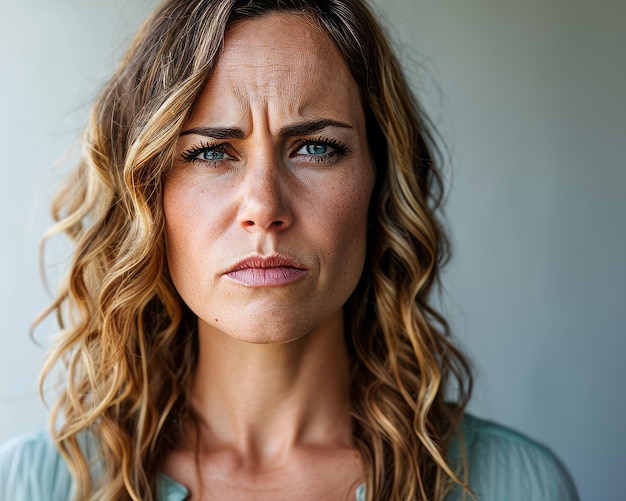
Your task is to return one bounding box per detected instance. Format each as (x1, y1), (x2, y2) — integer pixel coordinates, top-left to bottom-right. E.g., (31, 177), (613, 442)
(38, 0), (473, 499)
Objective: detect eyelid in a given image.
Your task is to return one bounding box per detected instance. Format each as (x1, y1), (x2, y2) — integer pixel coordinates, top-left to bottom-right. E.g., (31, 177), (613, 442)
(180, 135), (349, 165)
(181, 141), (234, 163)
(288, 136), (349, 166)
(291, 135), (348, 155)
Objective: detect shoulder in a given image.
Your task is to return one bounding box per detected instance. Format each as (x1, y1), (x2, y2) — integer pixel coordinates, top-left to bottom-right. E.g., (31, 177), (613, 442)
(447, 414), (579, 501)
(0, 430), (74, 500)
(0, 431), (190, 501)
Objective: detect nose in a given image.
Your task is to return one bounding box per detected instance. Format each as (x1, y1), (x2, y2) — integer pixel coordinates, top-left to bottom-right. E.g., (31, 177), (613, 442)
(237, 154), (293, 232)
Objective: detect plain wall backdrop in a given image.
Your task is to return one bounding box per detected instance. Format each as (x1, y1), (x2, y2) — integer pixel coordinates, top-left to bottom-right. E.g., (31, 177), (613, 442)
(1, 1), (624, 499)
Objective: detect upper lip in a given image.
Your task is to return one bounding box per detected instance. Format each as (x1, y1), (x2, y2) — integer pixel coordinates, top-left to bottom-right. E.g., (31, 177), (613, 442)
(225, 254), (307, 273)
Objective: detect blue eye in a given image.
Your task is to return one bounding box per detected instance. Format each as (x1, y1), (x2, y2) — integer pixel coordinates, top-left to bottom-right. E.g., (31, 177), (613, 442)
(293, 138), (347, 164)
(200, 149), (225, 161)
(295, 143), (330, 156)
(305, 144), (328, 155)
(182, 143), (231, 165)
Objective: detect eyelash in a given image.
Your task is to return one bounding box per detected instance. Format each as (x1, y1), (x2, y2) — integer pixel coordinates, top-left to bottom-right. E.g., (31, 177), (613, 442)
(181, 141), (228, 165)
(292, 136), (348, 163)
(180, 136), (349, 166)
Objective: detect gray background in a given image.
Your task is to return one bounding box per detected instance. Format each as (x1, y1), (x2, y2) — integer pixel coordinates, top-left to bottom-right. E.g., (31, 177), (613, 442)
(1, 1), (624, 499)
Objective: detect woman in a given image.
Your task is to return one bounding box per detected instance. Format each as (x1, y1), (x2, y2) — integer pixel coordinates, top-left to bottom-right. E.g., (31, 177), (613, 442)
(0, 0), (578, 500)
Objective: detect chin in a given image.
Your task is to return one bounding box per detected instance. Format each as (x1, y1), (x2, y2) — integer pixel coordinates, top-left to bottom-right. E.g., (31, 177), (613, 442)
(198, 306), (341, 346)
(232, 330), (306, 345)
(198, 314), (310, 345)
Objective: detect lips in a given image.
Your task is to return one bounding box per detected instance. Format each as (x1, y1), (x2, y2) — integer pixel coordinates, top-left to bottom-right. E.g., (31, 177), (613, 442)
(224, 254), (308, 287)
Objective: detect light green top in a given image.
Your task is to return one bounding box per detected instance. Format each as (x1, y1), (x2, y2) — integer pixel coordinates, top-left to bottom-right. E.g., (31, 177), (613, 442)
(0, 414), (578, 500)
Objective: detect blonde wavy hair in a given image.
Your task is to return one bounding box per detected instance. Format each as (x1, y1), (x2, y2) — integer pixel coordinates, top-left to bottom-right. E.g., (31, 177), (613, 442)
(38, 0), (473, 499)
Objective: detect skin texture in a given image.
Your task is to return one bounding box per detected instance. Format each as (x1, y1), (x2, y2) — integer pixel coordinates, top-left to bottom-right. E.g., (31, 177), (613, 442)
(162, 13), (374, 500)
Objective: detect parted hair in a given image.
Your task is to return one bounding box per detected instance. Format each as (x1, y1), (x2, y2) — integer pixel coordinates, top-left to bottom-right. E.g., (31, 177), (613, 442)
(38, 0), (473, 499)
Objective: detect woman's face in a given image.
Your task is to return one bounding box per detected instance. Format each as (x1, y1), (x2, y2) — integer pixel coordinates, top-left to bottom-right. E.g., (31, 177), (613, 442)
(164, 13), (375, 344)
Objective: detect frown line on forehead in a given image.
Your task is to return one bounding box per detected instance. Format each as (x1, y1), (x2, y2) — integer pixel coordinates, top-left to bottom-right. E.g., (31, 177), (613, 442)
(180, 119), (353, 139)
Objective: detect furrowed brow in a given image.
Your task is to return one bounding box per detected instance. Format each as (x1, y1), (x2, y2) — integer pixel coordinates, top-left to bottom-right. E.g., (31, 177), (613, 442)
(278, 119), (353, 138)
(180, 127), (245, 139)
(179, 120), (352, 140)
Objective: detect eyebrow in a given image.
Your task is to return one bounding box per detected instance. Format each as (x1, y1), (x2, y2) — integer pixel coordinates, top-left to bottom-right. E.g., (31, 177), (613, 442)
(180, 119), (353, 139)
(278, 119), (353, 138)
(180, 127), (244, 139)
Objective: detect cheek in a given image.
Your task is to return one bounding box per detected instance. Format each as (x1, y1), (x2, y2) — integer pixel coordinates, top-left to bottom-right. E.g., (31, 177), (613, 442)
(163, 176), (230, 246)
(317, 170), (373, 265)
(341, 166), (374, 230)
(163, 199), (190, 292)
(163, 181), (193, 258)
(162, 179), (211, 286)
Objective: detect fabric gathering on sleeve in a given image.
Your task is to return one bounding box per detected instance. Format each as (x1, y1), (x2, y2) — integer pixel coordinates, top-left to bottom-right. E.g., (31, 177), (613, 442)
(0, 430), (74, 500)
(445, 414), (580, 501)
(0, 432), (189, 501)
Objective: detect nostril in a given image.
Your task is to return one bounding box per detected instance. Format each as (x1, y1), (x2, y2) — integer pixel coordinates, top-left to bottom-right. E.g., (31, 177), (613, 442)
(243, 220), (255, 227)
(271, 220), (284, 227)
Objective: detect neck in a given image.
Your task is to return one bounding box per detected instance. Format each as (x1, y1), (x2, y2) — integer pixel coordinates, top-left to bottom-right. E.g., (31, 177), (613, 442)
(187, 309), (353, 465)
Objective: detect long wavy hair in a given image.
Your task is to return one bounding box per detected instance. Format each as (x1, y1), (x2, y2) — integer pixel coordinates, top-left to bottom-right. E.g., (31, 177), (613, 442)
(38, 0), (473, 499)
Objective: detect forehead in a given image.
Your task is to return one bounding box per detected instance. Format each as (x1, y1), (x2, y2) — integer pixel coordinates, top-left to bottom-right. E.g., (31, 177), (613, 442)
(225, 12), (337, 59)
(187, 12), (363, 127)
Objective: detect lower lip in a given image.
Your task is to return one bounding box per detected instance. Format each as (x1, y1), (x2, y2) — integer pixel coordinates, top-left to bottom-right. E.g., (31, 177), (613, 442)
(225, 267), (307, 287)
